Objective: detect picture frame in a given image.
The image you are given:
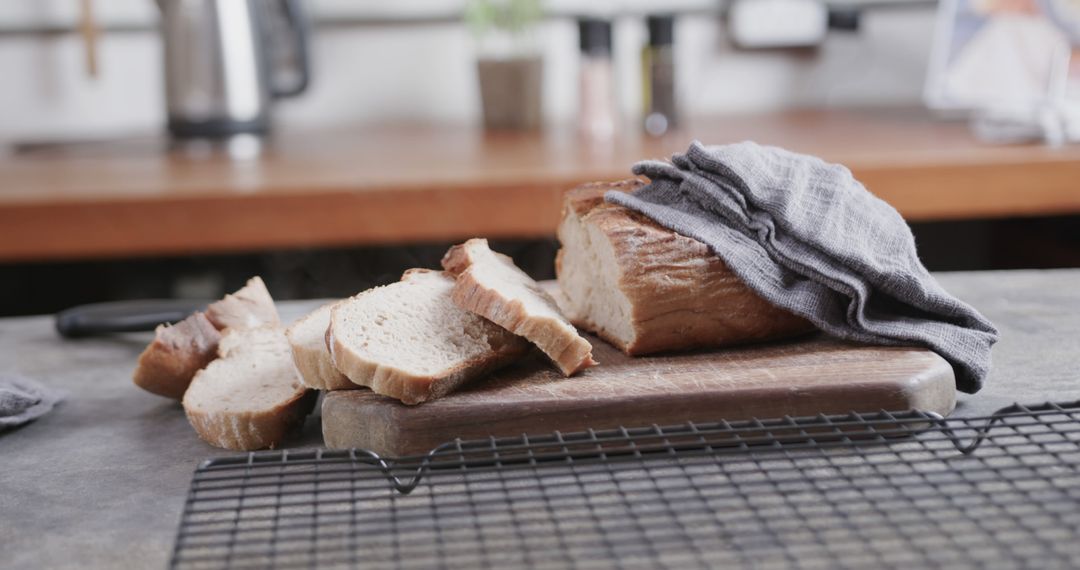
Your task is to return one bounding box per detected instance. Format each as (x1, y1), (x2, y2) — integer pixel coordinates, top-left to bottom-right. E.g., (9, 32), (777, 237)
(925, 0), (1080, 113)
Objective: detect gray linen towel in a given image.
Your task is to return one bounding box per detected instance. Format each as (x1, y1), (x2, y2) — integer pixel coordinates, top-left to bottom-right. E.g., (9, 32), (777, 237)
(0, 372), (64, 430)
(606, 141), (998, 394)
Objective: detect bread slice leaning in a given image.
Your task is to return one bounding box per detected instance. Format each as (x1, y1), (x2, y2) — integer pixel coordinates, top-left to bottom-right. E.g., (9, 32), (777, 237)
(205, 276), (281, 331)
(557, 180), (814, 355)
(132, 276), (282, 400)
(183, 327), (315, 451)
(329, 269), (528, 405)
(442, 239), (595, 376)
(285, 302), (355, 391)
(132, 276), (282, 401)
(132, 312), (222, 400)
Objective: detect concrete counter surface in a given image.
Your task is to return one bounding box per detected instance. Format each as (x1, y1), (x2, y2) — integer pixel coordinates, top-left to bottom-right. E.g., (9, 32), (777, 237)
(2, 270), (1080, 569)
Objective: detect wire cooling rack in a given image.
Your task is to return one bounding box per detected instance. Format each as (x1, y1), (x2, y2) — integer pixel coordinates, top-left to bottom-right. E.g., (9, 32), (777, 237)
(170, 401), (1080, 569)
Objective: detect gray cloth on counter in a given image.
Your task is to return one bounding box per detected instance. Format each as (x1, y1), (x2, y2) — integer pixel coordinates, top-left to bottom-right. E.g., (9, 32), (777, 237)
(0, 372), (64, 430)
(606, 141), (999, 394)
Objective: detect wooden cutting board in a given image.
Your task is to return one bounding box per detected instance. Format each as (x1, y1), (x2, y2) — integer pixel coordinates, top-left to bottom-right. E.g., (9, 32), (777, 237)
(322, 333), (956, 456)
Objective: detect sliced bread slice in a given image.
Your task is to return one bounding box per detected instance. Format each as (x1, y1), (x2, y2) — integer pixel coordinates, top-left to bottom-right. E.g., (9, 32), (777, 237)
(132, 312), (222, 400)
(205, 276), (280, 331)
(328, 269), (528, 405)
(132, 275), (281, 400)
(442, 239), (595, 376)
(285, 302), (355, 391)
(182, 327), (315, 451)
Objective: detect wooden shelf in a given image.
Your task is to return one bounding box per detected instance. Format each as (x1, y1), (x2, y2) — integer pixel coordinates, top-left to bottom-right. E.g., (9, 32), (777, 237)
(3, 108), (1080, 262)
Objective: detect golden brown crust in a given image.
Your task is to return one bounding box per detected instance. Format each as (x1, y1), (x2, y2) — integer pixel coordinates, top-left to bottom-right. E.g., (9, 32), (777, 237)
(205, 276), (280, 331)
(185, 389), (317, 451)
(440, 243), (471, 276)
(558, 179), (814, 355)
(291, 344), (355, 391)
(285, 302), (356, 391)
(563, 179), (645, 216)
(451, 270), (596, 375)
(132, 312), (222, 400)
(443, 239), (595, 376)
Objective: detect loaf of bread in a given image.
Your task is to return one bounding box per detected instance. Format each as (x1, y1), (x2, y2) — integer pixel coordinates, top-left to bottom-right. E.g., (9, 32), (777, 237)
(328, 269), (529, 405)
(133, 276), (281, 399)
(443, 238), (595, 376)
(285, 302), (355, 391)
(556, 180), (813, 355)
(183, 327), (315, 451)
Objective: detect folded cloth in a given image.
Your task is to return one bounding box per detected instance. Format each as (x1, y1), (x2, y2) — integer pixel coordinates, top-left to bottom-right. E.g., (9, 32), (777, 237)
(0, 372), (64, 431)
(606, 141), (999, 394)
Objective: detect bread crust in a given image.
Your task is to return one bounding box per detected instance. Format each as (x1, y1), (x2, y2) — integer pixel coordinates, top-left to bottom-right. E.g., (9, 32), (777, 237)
(328, 269), (528, 405)
(285, 302), (356, 391)
(185, 389), (316, 451)
(133, 276), (282, 400)
(329, 332), (525, 405)
(443, 239), (596, 376)
(557, 180), (813, 355)
(132, 312), (222, 400)
(205, 276), (280, 331)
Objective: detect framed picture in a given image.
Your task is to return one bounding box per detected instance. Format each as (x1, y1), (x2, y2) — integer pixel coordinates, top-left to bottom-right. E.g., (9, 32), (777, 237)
(925, 0), (1080, 112)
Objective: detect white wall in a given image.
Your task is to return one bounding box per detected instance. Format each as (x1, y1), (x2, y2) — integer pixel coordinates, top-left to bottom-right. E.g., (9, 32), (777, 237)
(0, 0), (938, 146)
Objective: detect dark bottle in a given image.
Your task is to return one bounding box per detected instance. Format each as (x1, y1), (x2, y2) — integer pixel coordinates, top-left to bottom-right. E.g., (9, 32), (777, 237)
(643, 15), (676, 136)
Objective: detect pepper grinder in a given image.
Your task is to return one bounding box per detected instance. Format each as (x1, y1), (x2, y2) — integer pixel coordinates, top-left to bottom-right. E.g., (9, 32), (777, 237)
(578, 18), (618, 141)
(643, 15), (677, 136)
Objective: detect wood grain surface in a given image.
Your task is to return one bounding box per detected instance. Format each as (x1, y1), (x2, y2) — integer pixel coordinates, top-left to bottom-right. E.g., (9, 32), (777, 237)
(322, 333), (956, 456)
(4, 109), (1080, 261)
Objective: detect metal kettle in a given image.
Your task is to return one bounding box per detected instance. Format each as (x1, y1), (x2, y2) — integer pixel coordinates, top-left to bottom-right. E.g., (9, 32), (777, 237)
(158, 0), (311, 139)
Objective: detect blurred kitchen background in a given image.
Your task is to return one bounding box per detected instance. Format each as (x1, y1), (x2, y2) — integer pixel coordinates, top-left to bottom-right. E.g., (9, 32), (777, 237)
(1, 0), (1078, 317)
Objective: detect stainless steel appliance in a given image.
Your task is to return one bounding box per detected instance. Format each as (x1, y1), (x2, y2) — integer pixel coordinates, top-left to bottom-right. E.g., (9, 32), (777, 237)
(158, 0), (310, 138)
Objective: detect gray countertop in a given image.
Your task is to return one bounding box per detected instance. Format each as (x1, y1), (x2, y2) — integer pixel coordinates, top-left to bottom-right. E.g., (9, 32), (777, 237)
(2, 269), (1079, 569)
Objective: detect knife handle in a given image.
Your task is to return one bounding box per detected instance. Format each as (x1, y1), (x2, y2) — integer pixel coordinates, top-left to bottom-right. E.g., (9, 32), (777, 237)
(55, 300), (207, 338)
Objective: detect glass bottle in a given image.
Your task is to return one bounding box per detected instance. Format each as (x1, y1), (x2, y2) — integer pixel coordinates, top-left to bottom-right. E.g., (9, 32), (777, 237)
(578, 18), (618, 141)
(643, 15), (677, 136)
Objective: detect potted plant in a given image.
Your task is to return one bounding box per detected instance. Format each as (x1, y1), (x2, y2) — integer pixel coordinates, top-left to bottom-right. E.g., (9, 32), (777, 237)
(465, 0), (544, 131)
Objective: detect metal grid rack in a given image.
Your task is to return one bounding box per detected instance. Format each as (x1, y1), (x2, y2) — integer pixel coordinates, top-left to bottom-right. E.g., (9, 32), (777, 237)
(171, 402), (1080, 569)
